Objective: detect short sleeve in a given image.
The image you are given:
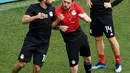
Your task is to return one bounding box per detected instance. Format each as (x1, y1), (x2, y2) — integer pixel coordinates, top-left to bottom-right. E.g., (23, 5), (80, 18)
(54, 6), (61, 20)
(74, 3), (85, 14)
(25, 4), (35, 16)
(54, 8), (59, 19)
(51, 7), (56, 21)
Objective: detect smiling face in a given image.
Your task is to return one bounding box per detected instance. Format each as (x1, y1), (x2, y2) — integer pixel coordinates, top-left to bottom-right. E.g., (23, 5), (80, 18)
(62, 0), (73, 10)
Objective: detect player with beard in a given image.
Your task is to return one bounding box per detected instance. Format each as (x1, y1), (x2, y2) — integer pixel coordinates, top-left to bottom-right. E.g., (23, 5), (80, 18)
(11, 0), (55, 73)
(52, 0), (92, 73)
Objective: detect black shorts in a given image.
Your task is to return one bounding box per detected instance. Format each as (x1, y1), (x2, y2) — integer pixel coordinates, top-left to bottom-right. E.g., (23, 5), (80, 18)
(18, 35), (49, 67)
(90, 13), (115, 38)
(61, 27), (91, 66)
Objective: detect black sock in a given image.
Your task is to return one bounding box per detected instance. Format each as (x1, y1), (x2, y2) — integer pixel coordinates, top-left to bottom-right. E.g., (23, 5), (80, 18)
(84, 63), (92, 73)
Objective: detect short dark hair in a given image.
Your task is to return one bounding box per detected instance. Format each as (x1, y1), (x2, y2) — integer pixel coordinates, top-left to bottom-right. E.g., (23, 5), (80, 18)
(72, 0), (74, 2)
(38, 0), (42, 2)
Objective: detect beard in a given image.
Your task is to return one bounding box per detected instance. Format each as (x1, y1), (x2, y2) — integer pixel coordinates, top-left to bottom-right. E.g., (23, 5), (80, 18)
(45, 2), (52, 6)
(62, 5), (71, 11)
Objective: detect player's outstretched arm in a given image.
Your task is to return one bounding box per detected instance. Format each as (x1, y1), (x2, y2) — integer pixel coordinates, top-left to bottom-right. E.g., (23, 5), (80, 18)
(52, 19), (61, 28)
(52, 13), (64, 28)
(22, 12), (46, 24)
(78, 13), (92, 23)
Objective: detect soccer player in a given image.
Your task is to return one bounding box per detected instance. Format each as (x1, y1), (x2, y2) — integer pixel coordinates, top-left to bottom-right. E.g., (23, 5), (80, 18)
(86, 0), (123, 72)
(52, 0), (92, 73)
(11, 0), (55, 73)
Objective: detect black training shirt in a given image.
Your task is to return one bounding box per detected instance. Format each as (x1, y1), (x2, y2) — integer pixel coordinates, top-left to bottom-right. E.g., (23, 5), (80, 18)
(91, 0), (123, 15)
(25, 3), (55, 39)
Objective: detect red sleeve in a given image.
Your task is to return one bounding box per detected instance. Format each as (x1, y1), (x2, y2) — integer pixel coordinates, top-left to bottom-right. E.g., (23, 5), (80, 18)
(74, 3), (85, 14)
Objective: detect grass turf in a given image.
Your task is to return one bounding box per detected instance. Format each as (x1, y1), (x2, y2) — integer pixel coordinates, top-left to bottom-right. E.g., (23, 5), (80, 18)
(0, 0), (130, 73)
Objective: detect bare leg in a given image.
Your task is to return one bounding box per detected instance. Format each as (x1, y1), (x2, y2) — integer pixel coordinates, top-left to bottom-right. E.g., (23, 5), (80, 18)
(95, 36), (105, 55)
(32, 65), (41, 73)
(70, 65), (78, 73)
(95, 36), (105, 64)
(12, 62), (26, 73)
(108, 36), (121, 63)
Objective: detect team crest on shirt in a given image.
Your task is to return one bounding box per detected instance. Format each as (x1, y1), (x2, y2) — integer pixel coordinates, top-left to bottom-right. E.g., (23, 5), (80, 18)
(71, 10), (77, 15)
(49, 11), (53, 17)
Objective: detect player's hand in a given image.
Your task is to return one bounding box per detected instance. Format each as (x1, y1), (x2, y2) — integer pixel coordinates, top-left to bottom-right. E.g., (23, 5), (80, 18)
(58, 25), (68, 32)
(57, 13), (64, 21)
(78, 14), (84, 19)
(36, 12), (46, 19)
(86, 0), (93, 8)
(104, 2), (112, 8)
(78, 13), (92, 23)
